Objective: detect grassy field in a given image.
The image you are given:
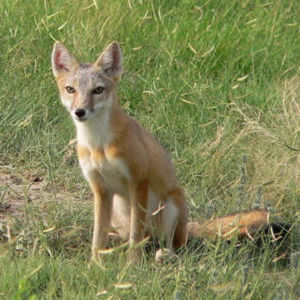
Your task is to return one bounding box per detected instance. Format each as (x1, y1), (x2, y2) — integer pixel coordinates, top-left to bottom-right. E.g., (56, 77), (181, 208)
(0, 0), (299, 299)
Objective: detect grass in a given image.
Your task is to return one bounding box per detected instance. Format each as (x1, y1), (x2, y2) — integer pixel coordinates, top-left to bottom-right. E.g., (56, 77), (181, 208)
(0, 0), (299, 298)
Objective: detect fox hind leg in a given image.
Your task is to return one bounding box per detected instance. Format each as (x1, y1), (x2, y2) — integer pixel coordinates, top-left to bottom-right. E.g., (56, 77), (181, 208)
(167, 189), (188, 249)
(162, 198), (179, 249)
(155, 192), (187, 263)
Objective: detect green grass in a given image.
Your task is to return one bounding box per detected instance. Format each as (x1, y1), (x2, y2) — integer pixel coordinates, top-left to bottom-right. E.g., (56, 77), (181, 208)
(0, 0), (299, 299)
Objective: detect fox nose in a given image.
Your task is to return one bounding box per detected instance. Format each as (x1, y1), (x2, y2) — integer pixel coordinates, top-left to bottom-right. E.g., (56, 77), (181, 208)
(75, 109), (86, 119)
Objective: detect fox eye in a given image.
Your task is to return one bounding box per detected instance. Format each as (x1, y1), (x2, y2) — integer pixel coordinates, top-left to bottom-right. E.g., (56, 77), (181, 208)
(93, 86), (104, 94)
(66, 86), (75, 94)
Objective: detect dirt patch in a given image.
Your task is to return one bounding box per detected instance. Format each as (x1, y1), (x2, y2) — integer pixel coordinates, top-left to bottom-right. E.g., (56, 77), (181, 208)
(0, 164), (89, 222)
(0, 167), (44, 220)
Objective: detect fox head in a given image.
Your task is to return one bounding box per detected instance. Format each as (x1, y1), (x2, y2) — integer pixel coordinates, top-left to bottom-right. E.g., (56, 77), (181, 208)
(52, 41), (122, 122)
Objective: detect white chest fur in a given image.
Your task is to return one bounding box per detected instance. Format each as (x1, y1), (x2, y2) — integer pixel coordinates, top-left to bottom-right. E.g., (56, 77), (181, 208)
(79, 152), (130, 196)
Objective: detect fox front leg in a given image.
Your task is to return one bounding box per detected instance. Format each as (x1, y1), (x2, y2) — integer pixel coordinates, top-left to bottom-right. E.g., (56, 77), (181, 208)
(89, 174), (113, 262)
(128, 181), (148, 263)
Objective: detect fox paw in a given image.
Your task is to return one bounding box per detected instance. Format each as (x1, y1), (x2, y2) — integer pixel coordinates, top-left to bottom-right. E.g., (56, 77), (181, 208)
(155, 248), (177, 263)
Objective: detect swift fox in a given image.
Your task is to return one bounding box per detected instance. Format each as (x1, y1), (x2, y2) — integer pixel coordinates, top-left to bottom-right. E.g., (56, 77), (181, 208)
(52, 41), (284, 262)
(52, 41), (189, 262)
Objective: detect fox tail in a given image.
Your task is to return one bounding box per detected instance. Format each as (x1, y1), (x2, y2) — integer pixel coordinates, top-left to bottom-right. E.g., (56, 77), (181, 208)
(187, 209), (290, 242)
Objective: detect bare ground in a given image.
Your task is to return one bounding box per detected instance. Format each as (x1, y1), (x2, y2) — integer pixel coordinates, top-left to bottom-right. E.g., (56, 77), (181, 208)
(0, 163), (88, 223)
(0, 166), (44, 220)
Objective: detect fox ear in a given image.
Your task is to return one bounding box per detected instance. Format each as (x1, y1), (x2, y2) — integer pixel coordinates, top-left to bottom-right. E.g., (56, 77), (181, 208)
(52, 42), (78, 77)
(95, 42), (122, 79)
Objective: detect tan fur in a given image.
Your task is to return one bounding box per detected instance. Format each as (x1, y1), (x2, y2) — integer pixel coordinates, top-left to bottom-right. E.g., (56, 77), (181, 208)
(187, 209), (269, 240)
(52, 41), (188, 262)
